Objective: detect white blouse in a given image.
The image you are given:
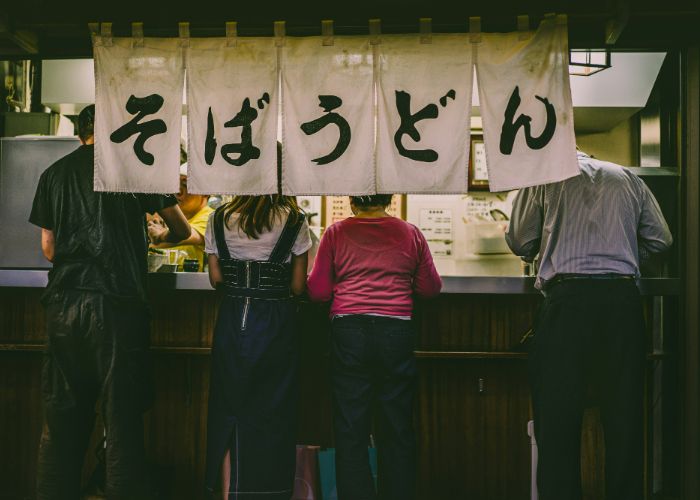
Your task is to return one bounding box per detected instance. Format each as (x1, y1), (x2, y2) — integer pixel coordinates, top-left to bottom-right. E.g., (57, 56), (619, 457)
(204, 210), (312, 263)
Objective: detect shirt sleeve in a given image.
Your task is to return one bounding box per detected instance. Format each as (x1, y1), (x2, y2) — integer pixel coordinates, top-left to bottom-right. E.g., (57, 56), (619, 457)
(412, 227), (442, 298)
(29, 171), (53, 230)
(638, 181), (673, 260)
(505, 186), (543, 261)
(189, 207), (212, 237)
(137, 194), (178, 215)
(204, 212), (217, 256)
(306, 226), (335, 302)
(292, 218), (313, 256)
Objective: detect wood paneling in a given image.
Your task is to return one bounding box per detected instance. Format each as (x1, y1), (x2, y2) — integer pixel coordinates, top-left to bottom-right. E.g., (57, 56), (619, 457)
(149, 290), (219, 347)
(0, 288), (46, 344)
(0, 353), (43, 500)
(416, 295), (541, 351)
(144, 355), (211, 498)
(416, 360), (531, 500)
(0, 288), (646, 499)
(296, 301), (334, 447)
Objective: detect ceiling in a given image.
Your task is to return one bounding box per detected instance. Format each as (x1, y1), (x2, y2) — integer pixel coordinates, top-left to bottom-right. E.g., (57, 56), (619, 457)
(1, 0), (698, 58)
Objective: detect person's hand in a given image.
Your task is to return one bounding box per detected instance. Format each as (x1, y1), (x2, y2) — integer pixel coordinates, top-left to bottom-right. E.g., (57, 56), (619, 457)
(147, 219), (168, 245)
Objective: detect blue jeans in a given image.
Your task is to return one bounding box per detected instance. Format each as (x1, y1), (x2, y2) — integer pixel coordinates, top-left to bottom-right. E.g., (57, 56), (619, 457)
(331, 315), (417, 500)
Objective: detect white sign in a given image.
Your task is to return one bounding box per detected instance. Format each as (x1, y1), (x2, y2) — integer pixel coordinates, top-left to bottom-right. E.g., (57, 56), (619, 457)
(472, 141), (489, 182)
(92, 21), (578, 196)
(419, 208), (453, 256)
(475, 15), (579, 191)
(186, 37), (279, 195)
(282, 37), (375, 195)
(376, 34), (473, 194)
(93, 36), (184, 193)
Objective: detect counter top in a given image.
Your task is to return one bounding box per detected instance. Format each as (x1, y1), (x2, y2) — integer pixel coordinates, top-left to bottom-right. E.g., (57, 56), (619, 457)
(0, 269), (681, 295)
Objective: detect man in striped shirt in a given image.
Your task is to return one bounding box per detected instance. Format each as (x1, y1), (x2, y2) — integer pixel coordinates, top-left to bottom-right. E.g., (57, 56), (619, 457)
(506, 151), (672, 500)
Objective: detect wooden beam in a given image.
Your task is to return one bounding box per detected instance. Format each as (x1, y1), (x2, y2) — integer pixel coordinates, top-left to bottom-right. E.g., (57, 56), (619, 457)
(0, 15), (38, 54)
(605, 0), (630, 44)
(682, 44), (700, 500)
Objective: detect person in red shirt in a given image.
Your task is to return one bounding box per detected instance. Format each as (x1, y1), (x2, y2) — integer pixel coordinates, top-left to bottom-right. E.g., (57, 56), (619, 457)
(307, 194), (441, 500)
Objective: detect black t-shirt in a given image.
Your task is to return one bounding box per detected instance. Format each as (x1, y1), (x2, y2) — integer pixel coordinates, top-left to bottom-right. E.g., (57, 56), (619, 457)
(29, 144), (177, 302)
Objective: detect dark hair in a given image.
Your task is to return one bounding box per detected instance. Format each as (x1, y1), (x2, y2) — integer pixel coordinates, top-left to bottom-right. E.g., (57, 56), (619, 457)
(78, 105), (95, 141)
(350, 194), (393, 209)
(223, 195), (302, 239)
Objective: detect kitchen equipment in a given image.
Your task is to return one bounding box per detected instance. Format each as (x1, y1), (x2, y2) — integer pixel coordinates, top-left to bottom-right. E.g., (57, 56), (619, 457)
(0, 137), (80, 268)
(147, 253), (168, 273)
(183, 259), (199, 272)
(469, 221), (510, 254)
(156, 264), (178, 273)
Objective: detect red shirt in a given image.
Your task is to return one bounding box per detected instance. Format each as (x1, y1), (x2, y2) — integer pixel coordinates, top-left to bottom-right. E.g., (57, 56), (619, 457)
(307, 217), (442, 317)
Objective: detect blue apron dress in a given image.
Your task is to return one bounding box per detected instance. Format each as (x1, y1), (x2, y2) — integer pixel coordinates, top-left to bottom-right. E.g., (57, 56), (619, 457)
(205, 207), (304, 499)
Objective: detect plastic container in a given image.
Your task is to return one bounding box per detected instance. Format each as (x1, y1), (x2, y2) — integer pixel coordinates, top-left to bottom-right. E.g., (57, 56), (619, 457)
(469, 221), (510, 254)
(183, 259), (200, 272)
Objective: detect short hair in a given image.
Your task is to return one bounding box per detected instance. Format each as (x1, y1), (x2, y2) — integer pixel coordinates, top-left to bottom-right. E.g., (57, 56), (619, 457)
(78, 105), (95, 141)
(350, 194), (393, 209)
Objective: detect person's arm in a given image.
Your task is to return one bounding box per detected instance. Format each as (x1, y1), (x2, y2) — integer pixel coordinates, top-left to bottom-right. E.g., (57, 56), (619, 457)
(29, 170), (55, 262)
(203, 214), (221, 287)
(41, 228), (55, 263)
(505, 186), (542, 262)
(412, 230), (442, 298)
(152, 205), (191, 243)
(207, 254), (223, 288)
(638, 183), (673, 261)
(290, 252), (309, 296)
(306, 229), (335, 302)
(150, 224), (205, 247)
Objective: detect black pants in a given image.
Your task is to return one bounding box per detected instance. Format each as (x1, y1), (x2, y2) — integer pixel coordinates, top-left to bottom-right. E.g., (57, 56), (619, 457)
(530, 279), (645, 500)
(331, 315), (417, 500)
(36, 290), (153, 500)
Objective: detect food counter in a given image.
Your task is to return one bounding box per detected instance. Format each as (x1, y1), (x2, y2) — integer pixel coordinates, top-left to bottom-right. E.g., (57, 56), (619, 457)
(0, 262), (679, 499)
(0, 268), (681, 295)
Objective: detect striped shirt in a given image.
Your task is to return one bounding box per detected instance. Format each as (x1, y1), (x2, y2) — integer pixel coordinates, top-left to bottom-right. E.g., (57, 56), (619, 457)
(506, 152), (673, 290)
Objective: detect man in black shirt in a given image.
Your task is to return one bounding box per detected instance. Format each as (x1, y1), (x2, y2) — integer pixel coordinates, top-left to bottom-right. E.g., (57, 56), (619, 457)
(29, 104), (190, 499)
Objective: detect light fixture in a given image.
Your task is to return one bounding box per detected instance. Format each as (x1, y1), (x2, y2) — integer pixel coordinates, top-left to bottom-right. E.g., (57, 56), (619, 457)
(569, 48), (611, 76)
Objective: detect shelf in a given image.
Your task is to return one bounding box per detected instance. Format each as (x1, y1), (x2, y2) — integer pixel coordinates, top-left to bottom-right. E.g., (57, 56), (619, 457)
(414, 350), (670, 361)
(414, 351), (528, 359)
(0, 345), (672, 361)
(151, 346), (211, 355)
(0, 344), (213, 354)
(0, 270), (680, 296)
(626, 167), (679, 177)
(0, 343), (44, 352)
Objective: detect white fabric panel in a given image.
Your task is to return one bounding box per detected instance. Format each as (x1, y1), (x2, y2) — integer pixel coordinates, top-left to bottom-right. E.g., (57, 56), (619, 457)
(93, 36), (184, 193)
(475, 15), (579, 192)
(376, 34), (473, 194)
(281, 37), (374, 195)
(186, 38), (278, 195)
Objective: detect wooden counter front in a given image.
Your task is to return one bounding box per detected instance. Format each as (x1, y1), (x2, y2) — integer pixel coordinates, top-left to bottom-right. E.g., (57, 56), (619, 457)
(0, 286), (660, 499)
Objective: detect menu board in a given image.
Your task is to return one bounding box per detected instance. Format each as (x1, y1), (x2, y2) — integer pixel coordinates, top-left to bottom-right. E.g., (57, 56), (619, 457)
(322, 195), (405, 227)
(419, 208), (453, 257)
(463, 193), (511, 221)
(472, 141), (489, 182)
(469, 137), (489, 190)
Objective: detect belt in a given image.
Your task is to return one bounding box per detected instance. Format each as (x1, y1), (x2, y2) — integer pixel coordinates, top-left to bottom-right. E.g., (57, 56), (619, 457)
(218, 258), (292, 300)
(544, 273), (635, 290)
